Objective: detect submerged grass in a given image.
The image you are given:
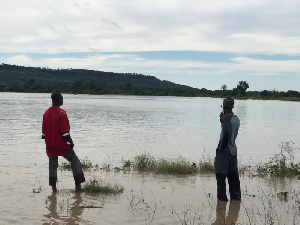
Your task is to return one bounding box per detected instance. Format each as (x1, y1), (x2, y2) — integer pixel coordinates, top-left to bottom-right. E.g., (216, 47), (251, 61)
(198, 153), (215, 173)
(133, 154), (157, 172)
(59, 157), (94, 171)
(255, 142), (300, 177)
(156, 158), (195, 175)
(83, 180), (124, 194)
(132, 153), (214, 175)
(59, 142), (300, 178)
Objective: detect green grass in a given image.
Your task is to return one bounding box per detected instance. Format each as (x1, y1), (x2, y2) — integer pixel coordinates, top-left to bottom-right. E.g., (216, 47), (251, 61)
(59, 157), (94, 171)
(156, 158), (195, 175)
(255, 142), (300, 177)
(198, 154), (215, 173)
(132, 154), (214, 175)
(198, 161), (215, 173)
(83, 180), (124, 194)
(81, 157), (93, 170)
(133, 154), (157, 172)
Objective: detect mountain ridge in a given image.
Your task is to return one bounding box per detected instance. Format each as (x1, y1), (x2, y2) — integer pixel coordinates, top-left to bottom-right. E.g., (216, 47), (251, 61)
(0, 63), (201, 96)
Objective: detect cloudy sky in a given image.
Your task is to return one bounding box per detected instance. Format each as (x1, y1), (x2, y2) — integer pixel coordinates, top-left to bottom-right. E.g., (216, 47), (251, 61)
(1, 0), (300, 91)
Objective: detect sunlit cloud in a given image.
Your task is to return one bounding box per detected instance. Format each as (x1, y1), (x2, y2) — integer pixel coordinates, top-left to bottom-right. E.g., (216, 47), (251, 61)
(0, 0), (300, 91)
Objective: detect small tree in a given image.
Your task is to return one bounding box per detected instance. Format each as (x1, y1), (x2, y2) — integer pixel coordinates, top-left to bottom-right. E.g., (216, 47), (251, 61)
(233, 81), (249, 96)
(221, 84), (227, 91)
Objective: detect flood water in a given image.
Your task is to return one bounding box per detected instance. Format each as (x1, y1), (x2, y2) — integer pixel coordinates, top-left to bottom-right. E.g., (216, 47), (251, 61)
(0, 92), (300, 224)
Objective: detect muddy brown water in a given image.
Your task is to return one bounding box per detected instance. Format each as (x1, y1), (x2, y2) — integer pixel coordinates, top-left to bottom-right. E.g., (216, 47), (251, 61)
(1, 93), (300, 224)
(1, 167), (299, 224)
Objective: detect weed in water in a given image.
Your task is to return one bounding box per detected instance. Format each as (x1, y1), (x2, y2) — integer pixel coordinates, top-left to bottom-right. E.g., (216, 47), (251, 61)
(59, 157), (93, 171)
(60, 162), (72, 171)
(133, 154), (157, 172)
(100, 163), (111, 172)
(83, 180), (124, 194)
(198, 154), (215, 173)
(123, 160), (132, 169)
(81, 157), (93, 171)
(156, 158), (195, 175)
(256, 142), (300, 177)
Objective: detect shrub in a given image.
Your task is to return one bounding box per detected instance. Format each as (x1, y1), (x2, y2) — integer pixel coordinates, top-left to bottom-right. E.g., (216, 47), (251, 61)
(256, 142), (300, 177)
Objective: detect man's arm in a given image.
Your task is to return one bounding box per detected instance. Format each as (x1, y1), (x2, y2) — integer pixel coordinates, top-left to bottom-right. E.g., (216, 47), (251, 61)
(61, 132), (74, 149)
(219, 115), (232, 150)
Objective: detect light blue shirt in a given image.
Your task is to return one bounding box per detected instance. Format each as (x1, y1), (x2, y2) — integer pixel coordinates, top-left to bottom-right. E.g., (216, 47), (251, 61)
(218, 115), (240, 156)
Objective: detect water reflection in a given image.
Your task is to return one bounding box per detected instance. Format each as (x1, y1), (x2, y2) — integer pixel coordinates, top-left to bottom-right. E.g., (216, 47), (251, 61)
(43, 192), (83, 224)
(211, 200), (241, 225)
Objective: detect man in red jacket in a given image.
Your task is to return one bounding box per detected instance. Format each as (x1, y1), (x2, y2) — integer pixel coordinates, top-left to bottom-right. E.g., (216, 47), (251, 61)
(42, 93), (85, 192)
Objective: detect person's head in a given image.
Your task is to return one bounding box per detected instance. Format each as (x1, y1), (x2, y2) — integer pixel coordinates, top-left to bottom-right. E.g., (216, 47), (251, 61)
(223, 97), (234, 114)
(51, 93), (63, 107)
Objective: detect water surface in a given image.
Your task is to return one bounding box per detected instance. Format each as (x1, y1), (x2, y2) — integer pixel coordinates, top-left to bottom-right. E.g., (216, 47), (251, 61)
(0, 92), (300, 224)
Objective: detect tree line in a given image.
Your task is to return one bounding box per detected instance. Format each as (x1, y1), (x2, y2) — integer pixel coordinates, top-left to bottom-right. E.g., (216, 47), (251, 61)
(0, 64), (299, 100)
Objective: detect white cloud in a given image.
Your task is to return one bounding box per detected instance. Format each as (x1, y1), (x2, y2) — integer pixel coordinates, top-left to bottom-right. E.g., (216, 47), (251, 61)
(1, 0), (300, 91)
(0, 0), (300, 54)
(217, 57), (300, 76)
(4, 53), (300, 77)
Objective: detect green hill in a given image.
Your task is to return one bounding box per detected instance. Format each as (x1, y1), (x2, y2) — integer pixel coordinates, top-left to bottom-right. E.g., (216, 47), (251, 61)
(0, 63), (200, 96)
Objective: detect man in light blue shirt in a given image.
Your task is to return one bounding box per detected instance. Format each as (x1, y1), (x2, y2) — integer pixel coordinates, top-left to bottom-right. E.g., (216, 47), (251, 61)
(214, 97), (241, 201)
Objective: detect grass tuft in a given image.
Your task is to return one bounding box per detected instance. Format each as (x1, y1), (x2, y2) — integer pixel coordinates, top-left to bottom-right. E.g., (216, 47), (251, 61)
(59, 157), (94, 171)
(198, 153), (215, 173)
(132, 154), (201, 175)
(133, 154), (157, 172)
(156, 158), (195, 175)
(256, 142), (300, 177)
(83, 180), (124, 194)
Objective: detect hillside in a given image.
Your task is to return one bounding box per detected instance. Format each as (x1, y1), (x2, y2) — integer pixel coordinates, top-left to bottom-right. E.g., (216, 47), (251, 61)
(0, 63), (200, 96)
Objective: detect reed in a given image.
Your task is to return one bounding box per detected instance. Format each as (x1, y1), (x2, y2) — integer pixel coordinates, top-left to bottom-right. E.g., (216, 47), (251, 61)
(83, 180), (124, 194)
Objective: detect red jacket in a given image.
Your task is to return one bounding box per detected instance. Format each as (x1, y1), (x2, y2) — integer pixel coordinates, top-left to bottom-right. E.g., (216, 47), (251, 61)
(42, 107), (72, 157)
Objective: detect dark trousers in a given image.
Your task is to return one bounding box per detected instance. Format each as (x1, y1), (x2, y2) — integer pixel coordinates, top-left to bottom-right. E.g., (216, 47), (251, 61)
(215, 150), (241, 200)
(49, 150), (85, 186)
(216, 172), (241, 200)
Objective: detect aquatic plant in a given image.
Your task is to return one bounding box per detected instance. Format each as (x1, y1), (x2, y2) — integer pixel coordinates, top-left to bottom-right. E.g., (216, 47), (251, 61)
(81, 157), (93, 170)
(83, 179), (124, 194)
(127, 190), (160, 225)
(100, 163), (111, 172)
(133, 154), (157, 172)
(256, 142), (300, 177)
(132, 154), (215, 175)
(59, 157), (94, 171)
(123, 160), (132, 169)
(198, 154), (215, 173)
(60, 162), (72, 171)
(156, 158), (195, 175)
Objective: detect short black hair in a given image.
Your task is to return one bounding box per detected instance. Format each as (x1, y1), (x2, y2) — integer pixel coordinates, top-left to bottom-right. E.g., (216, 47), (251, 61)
(223, 97), (234, 108)
(51, 93), (63, 103)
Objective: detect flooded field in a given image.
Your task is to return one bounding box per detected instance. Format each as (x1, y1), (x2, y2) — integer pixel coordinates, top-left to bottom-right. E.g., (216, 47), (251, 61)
(1, 93), (300, 224)
(1, 167), (300, 224)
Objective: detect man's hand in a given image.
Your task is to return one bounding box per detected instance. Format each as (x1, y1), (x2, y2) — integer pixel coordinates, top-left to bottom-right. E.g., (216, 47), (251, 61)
(220, 111), (224, 119)
(219, 111), (224, 123)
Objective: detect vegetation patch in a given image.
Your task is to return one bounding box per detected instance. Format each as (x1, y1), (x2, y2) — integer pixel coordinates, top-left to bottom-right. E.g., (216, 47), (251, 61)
(198, 154), (215, 173)
(81, 157), (94, 171)
(83, 180), (124, 194)
(255, 142), (300, 177)
(133, 154), (157, 172)
(59, 157), (94, 171)
(131, 154), (214, 175)
(59, 162), (72, 171)
(156, 158), (195, 175)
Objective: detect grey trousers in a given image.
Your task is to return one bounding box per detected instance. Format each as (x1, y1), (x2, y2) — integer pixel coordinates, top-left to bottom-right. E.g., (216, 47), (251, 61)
(49, 150), (86, 186)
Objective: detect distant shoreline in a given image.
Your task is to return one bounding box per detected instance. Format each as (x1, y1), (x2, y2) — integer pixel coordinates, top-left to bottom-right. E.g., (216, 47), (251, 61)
(1, 91), (300, 102)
